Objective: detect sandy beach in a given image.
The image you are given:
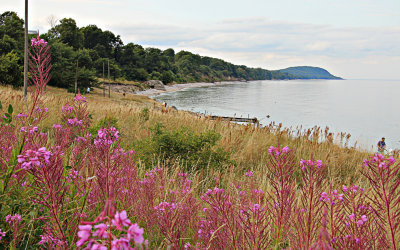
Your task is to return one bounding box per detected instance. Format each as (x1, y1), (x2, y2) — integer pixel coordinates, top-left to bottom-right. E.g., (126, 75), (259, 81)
(134, 81), (244, 97)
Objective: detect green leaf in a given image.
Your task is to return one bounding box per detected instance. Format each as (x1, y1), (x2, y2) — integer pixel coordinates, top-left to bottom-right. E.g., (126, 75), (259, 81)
(7, 104), (13, 114)
(0, 101), (2, 110)
(64, 165), (72, 170)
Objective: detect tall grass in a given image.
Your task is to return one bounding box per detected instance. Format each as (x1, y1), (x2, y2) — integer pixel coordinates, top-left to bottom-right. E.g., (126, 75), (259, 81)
(2, 38), (397, 248)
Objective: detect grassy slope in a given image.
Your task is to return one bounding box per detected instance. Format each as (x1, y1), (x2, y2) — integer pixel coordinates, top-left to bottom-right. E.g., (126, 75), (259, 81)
(0, 85), (374, 189)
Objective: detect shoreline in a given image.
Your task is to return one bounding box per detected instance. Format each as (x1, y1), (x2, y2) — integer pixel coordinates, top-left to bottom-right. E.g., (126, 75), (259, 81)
(134, 81), (244, 97)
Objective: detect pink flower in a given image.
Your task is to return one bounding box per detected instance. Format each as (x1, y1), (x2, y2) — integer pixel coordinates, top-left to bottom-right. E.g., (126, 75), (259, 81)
(300, 159), (306, 170)
(67, 118), (83, 126)
(61, 104), (74, 112)
(16, 112), (28, 118)
(111, 238), (130, 249)
(282, 146), (289, 153)
(5, 213), (22, 224)
(93, 223), (108, 239)
(267, 146), (275, 154)
(74, 95), (86, 103)
(0, 229), (5, 240)
(76, 225), (92, 247)
(52, 124), (62, 129)
(245, 170), (254, 177)
(90, 243), (107, 250)
(127, 223), (144, 244)
(18, 147), (52, 170)
(343, 185), (348, 192)
(112, 211), (131, 230)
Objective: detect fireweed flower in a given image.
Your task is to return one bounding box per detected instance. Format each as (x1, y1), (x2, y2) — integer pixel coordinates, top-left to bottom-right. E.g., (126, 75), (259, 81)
(319, 190), (343, 205)
(52, 123), (62, 129)
(348, 213), (368, 227)
(268, 145), (290, 156)
(94, 127), (120, 147)
(112, 210), (131, 230)
(61, 104), (74, 112)
(17, 147), (52, 170)
(267, 146), (275, 154)
(16, 112), (28, 118)
(282, 146), (289, 153)
(67, 118), (83, 126)
(76, 225), (92, 247)
(31, 37), (48, 47)
(5, 213), (22, 224)
(93, 223), (108, 239)
(90, 243), (107, 250)
(74, 94), (86, 103)
(245, 170), (254, 177)
(0, 229), (5, 240)
(111, 238), (130, 249)
(154, 202), (177, 212)
(127, 223), (144, 244)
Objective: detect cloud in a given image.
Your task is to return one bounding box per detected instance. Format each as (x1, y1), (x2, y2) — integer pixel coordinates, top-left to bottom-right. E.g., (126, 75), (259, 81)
(163, 19), (397, 78)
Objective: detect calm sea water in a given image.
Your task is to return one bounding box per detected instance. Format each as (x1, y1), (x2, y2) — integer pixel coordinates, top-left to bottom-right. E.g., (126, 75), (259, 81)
(154, 79), (400, 151)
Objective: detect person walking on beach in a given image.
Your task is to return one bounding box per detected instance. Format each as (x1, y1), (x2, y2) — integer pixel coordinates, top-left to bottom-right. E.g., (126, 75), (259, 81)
(377, 137), (386, 154)
(87, 87), (91, 94)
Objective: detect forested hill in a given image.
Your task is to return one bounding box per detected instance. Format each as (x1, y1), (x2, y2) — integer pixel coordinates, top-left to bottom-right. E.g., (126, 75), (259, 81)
(278, 66), (342, 79)
(0, 11), (340, 91)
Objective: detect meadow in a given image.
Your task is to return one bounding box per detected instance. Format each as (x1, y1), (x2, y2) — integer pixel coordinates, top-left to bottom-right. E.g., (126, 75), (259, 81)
(0, 36), (399, 249)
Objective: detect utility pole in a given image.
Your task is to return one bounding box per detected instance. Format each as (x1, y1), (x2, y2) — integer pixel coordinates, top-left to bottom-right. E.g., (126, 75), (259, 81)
(108, 59), (110, 98)
(74, 60), (79, 96)
(102, 62), (105, 97)
(23, 0), (28, 99)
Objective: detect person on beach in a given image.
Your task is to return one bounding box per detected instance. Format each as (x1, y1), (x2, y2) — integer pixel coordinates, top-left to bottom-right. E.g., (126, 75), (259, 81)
(377, 137), (386, 154)
(87, 87), (91, 94)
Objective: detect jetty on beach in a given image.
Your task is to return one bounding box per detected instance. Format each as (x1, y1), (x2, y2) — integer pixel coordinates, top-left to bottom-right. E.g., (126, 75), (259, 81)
(208, 115), (260, 126)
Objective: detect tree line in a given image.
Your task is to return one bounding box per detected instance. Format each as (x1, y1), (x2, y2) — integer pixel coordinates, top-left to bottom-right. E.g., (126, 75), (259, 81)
(0, 11), (294, 91)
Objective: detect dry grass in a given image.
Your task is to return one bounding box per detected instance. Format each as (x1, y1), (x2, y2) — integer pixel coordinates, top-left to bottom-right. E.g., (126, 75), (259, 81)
(0, 85), (377, 189)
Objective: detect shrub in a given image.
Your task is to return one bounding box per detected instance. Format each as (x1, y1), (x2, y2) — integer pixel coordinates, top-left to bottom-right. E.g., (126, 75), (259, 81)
(135, 123), (231, 170)
(89, 116), (119, 136)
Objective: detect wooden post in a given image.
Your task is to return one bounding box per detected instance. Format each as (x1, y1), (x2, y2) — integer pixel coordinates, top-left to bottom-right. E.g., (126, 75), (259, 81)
(23, 0), (28, 99)
(102, 62), (105, 97)
(74, 60), (78, 96)
(108, 59), (110, 98)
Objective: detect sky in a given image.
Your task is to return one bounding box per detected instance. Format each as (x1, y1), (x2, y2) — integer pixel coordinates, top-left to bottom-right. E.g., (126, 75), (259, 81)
(1, 0), (400, 79)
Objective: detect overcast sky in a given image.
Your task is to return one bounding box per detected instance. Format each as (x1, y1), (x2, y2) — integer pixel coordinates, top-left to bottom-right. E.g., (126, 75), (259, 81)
(2, 0), (400, 79)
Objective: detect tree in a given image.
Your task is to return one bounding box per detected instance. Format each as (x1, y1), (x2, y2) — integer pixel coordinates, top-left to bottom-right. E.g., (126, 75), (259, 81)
(0, 34), (19, 55)
(49, 18), (83, 49)
(0, 51), (23, 87)
(48, 41), (76, 88)
(0, 11), (24, 51)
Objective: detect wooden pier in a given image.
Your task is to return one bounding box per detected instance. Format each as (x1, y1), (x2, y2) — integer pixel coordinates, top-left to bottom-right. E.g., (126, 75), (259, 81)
(208, 115), (259, 126)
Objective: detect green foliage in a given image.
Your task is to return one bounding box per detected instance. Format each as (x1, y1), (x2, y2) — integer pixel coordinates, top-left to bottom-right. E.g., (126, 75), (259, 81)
(49, 18), (84, 49)
(0, 102), (13, 126)
(0, 11), (334, 91)
(89, 116), (119, 136)
(0, 11), (24, 50)
(0, 51), (23, 87)
(136, 124), (232, 170)
(139, 107), (150, 122)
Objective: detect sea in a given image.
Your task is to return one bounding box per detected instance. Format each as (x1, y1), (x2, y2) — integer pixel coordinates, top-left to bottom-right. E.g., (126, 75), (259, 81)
(154, 79), (400, 151)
